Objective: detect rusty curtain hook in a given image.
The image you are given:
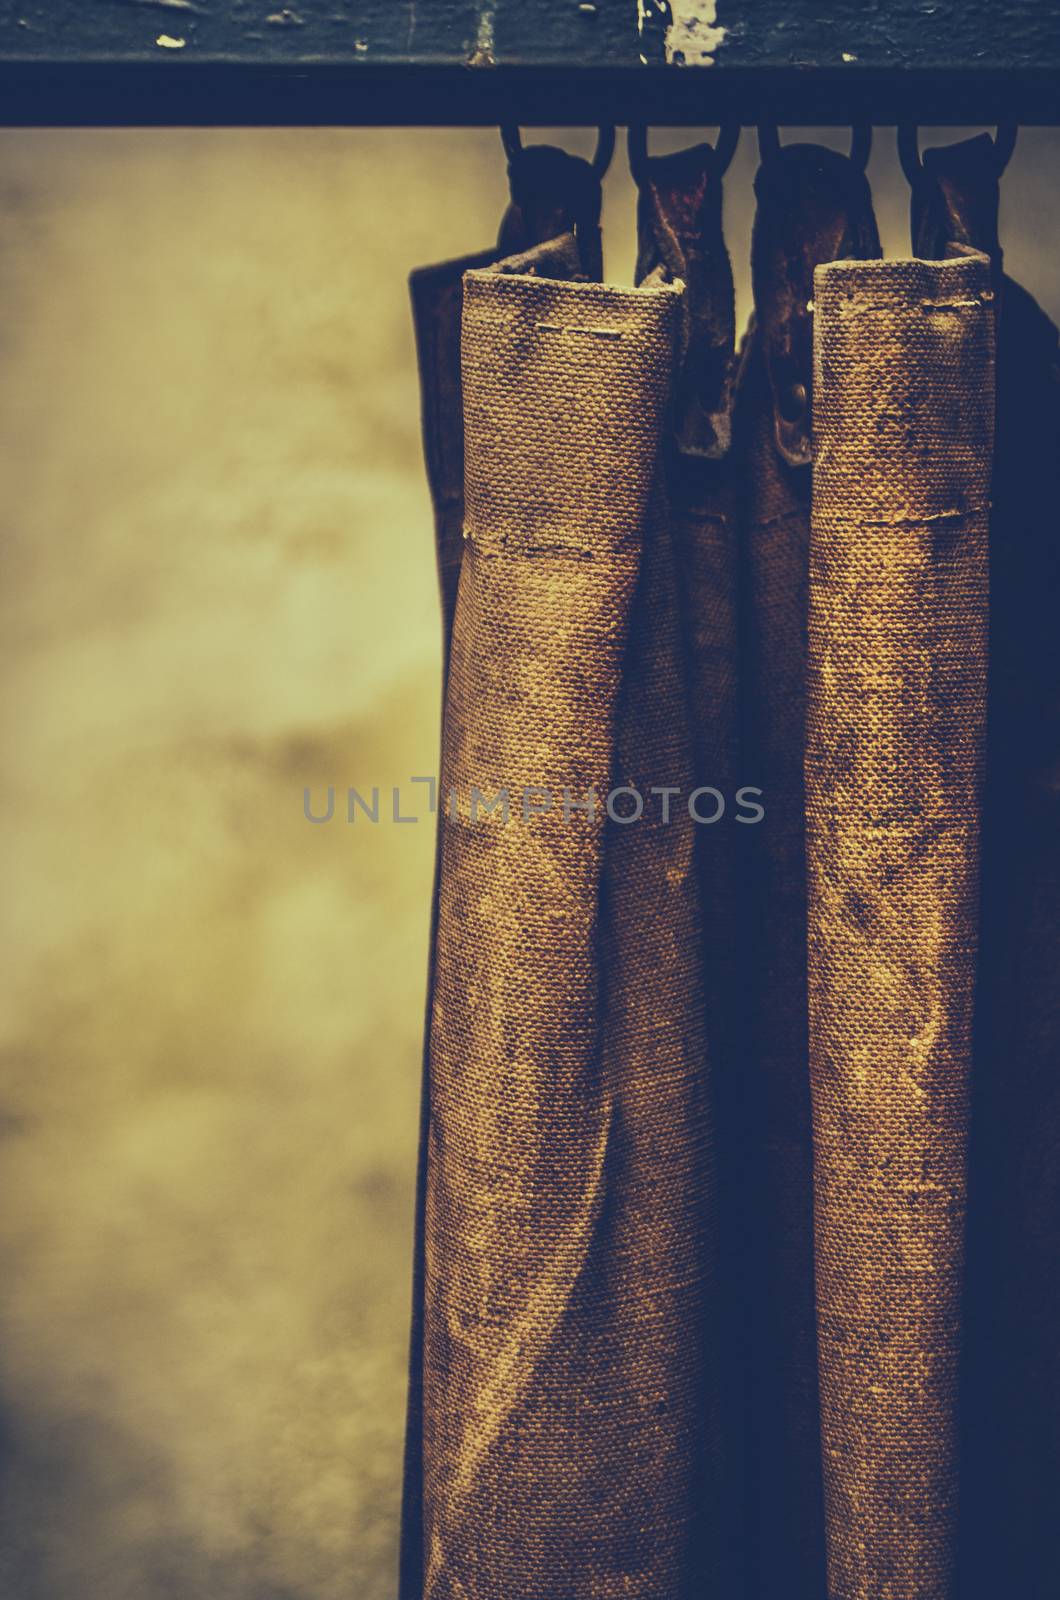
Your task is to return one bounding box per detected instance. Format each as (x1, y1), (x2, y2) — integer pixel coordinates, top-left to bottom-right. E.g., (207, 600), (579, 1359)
(897, 123), (1018, 187)
(500, 124), (616, 178)
(757, 123), (873, 171)
(627, 124), (740, 186)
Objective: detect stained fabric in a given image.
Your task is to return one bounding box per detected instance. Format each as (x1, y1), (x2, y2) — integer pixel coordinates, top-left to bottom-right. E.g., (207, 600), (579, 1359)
(907, 135), (1060, 1600)
(734, 142), (881, 1600)
(806, 251), (995, 1600)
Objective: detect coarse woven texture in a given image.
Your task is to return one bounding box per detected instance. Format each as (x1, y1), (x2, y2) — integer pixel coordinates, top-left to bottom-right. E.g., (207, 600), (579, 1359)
(400, 226), (591, 1600)
(409, 246), (500, 654)
(421, 264), (708, 1600)
(908, 137), (1060, 1600)
(595, 412), (727, 1600)
(634, 145), (740, 1065)
(633, 140), (746, 1592)
(402, 202), (596, 1600)
(735, 143), (881, 1600)
(961, 270), (1060, 1600)
(409, 145), (605, 658)
(806, 252), (995, 1600)
(734, 333), (822, 1600)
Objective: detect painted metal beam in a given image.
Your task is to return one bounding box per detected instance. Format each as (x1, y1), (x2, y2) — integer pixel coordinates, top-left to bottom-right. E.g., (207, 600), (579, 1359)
(0, 1), (1057, 125)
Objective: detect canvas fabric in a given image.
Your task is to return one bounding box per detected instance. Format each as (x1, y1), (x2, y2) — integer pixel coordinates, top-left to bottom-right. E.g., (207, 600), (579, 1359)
(400, 158), (602, 1598)
(632, 138), (748, 1592)
(408, 145), (605, 655)
(806, 250), (995, 1600)
(909, 135), (1060, 1600)
(414, 235), (730, 1598)
(734, 143), (881, 1600)
(402, 137), (1054, 1600)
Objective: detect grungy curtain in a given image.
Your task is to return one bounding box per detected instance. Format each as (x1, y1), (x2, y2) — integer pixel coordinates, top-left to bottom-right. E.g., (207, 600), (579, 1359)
(735, 141), (882, 1600)
(904, 134), (1060, 1600)
(402, 132), (1056, 1600)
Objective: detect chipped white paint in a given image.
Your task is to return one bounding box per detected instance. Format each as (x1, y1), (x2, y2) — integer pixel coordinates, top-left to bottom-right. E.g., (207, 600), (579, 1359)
(475, 4), (496, 59)
(638, 0), (726, 67)
(637, 0), (649, 64)
(842, 51), (858, 62)
(666, 0), (726, 64)
(155, 32), (186, 48)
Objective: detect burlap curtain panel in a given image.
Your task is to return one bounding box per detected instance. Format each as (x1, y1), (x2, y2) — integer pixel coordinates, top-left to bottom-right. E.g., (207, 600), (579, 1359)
(408, 142), (607, 656)
(402, 131), (1056, 1600)
(904, 134), (1060, 1600)
(735, 140), (882, 1600)
(405, 139), (729, 1593)
(402, 150), (608, 1600)
(632, 140), (746, 1594)
(807, 247), (994, 1600)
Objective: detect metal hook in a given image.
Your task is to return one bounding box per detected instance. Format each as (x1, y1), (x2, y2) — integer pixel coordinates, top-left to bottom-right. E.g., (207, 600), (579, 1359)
(898, 123), (1019, 186)
(757, 123), (873, 171)
(627, 124), (740, 186)
(501, 124), (616, 178)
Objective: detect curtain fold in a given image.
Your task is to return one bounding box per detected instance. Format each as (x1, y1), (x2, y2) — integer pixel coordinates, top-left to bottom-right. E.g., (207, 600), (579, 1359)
(734, 141), (881, 1600)
(408, 145), (605, 655)
(404, 135), (1052, 1600)
(907, 134), (1060, 1600)
(634, 134), (752, 1587)
(410, 226), (734, 1598)
(401, 149), (605, 1600)
(633, 141), (747, 1592)
(806, 249), (995, 1600)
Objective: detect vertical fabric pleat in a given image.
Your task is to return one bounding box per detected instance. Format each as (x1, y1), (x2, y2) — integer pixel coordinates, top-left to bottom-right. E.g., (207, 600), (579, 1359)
(594, 422), (724, 1600)
(908, 136), (1060, 1600)
(402, 153), (603, 1600)
(633, 140), (746, 1591)
(735, 143), (881, 1600)
(419, 246), (726, 1597)
(633, 145), (740, 1118)
(408, 147), (605, 655)
(404, 132), (1055, 1600)
(806, 251), (995, 1600)
(409, 245), (500, 652)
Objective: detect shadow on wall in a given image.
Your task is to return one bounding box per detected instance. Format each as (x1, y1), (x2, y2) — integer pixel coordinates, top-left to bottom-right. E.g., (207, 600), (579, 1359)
(0, 127), (1056, 1600)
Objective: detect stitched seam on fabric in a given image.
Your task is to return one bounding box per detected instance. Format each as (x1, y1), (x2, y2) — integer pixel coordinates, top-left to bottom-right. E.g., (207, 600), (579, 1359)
(829, 504), (991, 528)
(921, 294), (996, 311)
(534, 322), (626, 339)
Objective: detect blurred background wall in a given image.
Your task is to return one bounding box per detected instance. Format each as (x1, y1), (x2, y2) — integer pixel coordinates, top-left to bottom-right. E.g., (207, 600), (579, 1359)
(0, 126), (1055, 1600)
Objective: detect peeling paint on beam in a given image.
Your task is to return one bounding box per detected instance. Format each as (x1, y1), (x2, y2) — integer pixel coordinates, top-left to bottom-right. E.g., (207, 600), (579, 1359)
(469, 4), (497, 68)
(666, 1), (727, 65)
(639, 0), (727, 67)
(3, 0), (1058, 72)
(0, 0), (1058, 125)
